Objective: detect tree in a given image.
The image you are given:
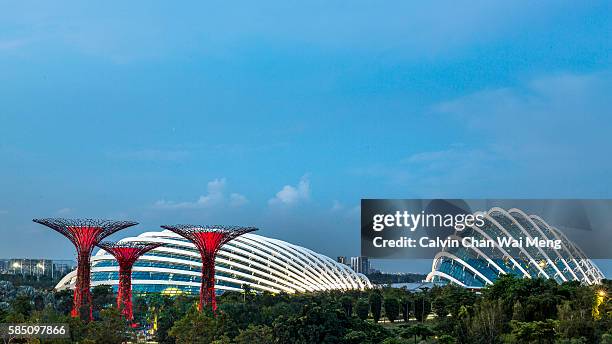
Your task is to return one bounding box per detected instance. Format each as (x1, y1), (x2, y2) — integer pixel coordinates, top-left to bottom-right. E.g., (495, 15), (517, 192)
(556, 339), (587, 344)
(234, 324), (273, 344)
(437, 334), (457, 344)
(86, 307), (133, 344)
(384, 297), (400, 323)
(169, 308), (218, 344)
(381, 338), (409, 344)
(454, 305), (471, 344)
(512, 300), (525, 321)
(369, 291), (382, 323)
(349, 317), (392, 343)
(413, 294), (430, 322)
(211, 336), (232, 344)
(601, 333), (612, 344)
(510, 320), (557, 344)
(241, 284), (254, 303)
(156, 295), (198, 344)
(0, 281), (16, 302)
(343, 330), (368, 344)
(340, 296), (353, 317)
(356, 298), (370, 321)
(400, 323), (434, 344)
(33, 293), (45, 312)
(272, 303), (347, 344)
(132, 295), (148, 326)
(10, 294), (32, 317)
(483, 275), (562, 322)
(54, 289), (73, 315)
(91, 285), (115, 320)
(557, 299), (595, 342)
(432, 285), (476, 319)
(469, 299), (505, 344)
(400, 297), (410, 322)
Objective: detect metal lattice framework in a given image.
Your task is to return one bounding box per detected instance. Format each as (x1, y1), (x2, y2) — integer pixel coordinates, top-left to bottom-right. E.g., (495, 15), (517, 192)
(97, 241), (164, 321)
(425, 207), (605, 287)
(160, 224), (258, 311)
(32, 218), (138, 321)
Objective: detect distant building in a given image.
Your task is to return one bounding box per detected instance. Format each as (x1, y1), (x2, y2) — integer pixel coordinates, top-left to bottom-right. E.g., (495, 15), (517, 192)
(52, 260), (76, 278)
(350, 256), (370, 274)
(0, 259), (75, 279)
(337, 256), (347, 265)
(6, 259), (53, 277)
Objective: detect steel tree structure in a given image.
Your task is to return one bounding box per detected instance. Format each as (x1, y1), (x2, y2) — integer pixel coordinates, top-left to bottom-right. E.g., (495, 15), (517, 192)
(32, 218), (138, 321)
(97, 241), (163, 321)
(160, 224), (258, 311)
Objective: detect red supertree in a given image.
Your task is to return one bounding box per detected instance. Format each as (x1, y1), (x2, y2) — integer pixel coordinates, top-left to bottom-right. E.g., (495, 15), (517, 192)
(160, 225), (258, 311)
(97, 241), (163, 321)
(32, 218), (138, 321)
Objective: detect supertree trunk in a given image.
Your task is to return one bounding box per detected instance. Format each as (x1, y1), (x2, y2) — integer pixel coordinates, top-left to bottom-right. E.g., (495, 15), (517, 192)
(200, 253), (217, 311)
(161, 225), (258, 313)
(97, 241), (163, 321)
(74, 248), (93, 320)
(117, 266), (134, 319)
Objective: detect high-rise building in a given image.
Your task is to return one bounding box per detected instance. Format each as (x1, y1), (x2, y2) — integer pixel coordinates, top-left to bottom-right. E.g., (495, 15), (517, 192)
(0, 259), (75, 279)
(5, 259), (53, 277)
(52, 260), (76, 278)
(350, 256), (370, 274)
(337, 256), (347, 265)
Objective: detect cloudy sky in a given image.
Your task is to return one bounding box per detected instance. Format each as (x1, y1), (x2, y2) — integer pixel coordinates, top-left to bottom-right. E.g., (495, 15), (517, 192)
(1, 1), (611, 274)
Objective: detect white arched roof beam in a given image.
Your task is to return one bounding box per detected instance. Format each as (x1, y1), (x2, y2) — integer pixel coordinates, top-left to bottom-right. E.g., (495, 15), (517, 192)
(431, 251), (494, 285)
(443, 234), (506, 278)
(425, 271), (467, 287)
(509, 208), (576, 281)
(494, 208), (566, 282)
(530, 215), (592, 284)
(487, 208), (549, 278)
(463, 219), (531, 278)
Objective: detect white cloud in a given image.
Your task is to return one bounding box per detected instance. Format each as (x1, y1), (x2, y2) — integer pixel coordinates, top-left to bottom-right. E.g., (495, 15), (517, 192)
(330, 200), (360, 219)
(56, 208), (73, 215)
(268, 175), (311, 206)
(402, 145), (499, 175)
(229, 193), (249, 207)
(154, 178), (248, 209)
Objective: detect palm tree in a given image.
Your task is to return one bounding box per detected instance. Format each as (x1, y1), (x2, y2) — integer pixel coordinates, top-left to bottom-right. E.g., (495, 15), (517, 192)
(400, 323), (434, 344)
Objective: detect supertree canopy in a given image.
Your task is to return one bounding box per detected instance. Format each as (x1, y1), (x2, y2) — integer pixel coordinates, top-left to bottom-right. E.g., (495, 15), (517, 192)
(97, 241), (163, 321)
(160, 224), (258, 311)
(32, 218), (138, 321)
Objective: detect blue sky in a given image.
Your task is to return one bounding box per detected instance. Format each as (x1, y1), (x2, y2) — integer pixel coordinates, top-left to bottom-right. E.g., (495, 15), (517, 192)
(1, 1), (611, 275)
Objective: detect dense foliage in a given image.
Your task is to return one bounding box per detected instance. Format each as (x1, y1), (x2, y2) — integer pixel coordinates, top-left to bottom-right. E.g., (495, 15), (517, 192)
(0, 276), (610, 343)
(0, 273), (63, 289)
